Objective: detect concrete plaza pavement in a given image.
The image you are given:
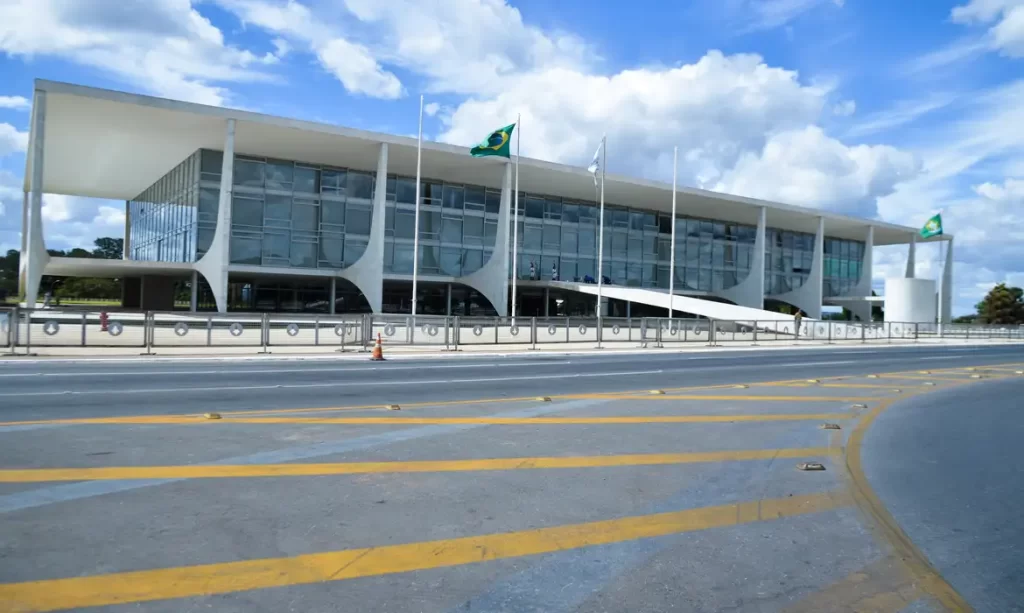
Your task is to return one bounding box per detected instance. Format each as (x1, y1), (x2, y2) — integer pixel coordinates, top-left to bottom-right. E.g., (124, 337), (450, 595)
(0, 345), (1022, 611)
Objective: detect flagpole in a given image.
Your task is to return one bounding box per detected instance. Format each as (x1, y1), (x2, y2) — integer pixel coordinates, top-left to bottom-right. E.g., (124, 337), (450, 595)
(596, 134), (606, 325)
(411, 95), (423, 317)
(668, 146), (677, 321)
(511, 113), (520, 324)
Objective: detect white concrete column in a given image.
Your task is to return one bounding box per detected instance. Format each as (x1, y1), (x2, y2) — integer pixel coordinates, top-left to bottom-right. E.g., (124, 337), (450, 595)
(123, 201), (132, 260)
(339, 143), (386, 313)
(446, 283), (452, 316)
(905, 233), (916, 278)
(459, 162), (512, 316)
(940, 238), (953, 323)
(193, 118), (235, 313)
(189, 270), (198, 312)
(769, 216), (824, 319)
(846, 225), (874, 323)
(18, 191), (28, 294)
(329, 277), (337, 315)
(718, 206), (765, 309)
(24, 90), (51, 309)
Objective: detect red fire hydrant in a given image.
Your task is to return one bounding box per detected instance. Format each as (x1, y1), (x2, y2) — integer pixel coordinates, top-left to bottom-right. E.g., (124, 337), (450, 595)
(99, 311), (109, 332)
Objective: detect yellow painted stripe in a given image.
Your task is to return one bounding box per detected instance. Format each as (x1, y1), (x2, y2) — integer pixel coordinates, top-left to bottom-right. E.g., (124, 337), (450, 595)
(0, 491), (848, 612)
(610, 395), (876, 402)
(4, 413), (851, 427)
(0, 447), (833, 483)
(782, 556), (920, 613)
(873, 373), (980, 382)
(762, 383), (932, 390)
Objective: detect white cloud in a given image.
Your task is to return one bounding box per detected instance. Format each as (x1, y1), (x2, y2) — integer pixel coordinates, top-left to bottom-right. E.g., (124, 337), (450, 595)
(714, 126), (920, 218)
(424, 102), (441, 117)
(832, 99), (855, 116)
(0, 95), (30, 110)
(316, 38), (403, 99)
(0, 0), (277, 105)
(844, 95), (954, 139)
(729, 0), (844, 34)
(0, 123), (28, 156)
(951, 0), (1024, 58)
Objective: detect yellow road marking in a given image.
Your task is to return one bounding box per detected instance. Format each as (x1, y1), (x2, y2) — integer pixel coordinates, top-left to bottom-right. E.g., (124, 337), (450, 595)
(782, 556), (921, 613)
(873, 373), (979, 382)
(1, 413), (852, 427)
(0, 491), (849, 612)
(845, 396), (975, 610)
(0, 447), (833, 483)
(760, 383), (933, 390)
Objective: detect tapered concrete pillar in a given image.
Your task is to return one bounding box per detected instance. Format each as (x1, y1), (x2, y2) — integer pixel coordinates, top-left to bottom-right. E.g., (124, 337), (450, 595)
(846, 226), (874, 323)
(905, 233), (916, 278)
(459, 162), (512, 316)
(194, 118), (235, 313)
(24, 90), (51, 309)
(718, 206), (765, 309)
(189, 270), (198, 312)
(939, 238), (953, 324)
(769, 216), (824, 319)
(339, 143), (387, 313)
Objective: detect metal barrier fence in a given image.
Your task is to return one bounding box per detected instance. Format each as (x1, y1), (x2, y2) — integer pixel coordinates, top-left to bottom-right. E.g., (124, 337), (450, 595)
(2, 307), (1023, 353)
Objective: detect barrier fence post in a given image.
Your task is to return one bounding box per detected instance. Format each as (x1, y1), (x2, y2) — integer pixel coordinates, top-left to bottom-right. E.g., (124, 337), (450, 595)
(752, 320), (758, 346)
(453, 316), (460, 350)
(206, 316), (213, 347)
(531, 317), (537, 351)
(143, 312), (153, 355)
(708, 319), (716, 346)
(80, 312), (87, 347)
(260, 313), (270, 353)
(914, 322), (919, 342)
(314, 316), (320, 346)
(24, 309), (32, 355)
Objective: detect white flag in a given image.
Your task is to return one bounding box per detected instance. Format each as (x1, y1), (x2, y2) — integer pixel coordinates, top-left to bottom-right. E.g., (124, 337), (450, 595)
(587, 140), (602, 187)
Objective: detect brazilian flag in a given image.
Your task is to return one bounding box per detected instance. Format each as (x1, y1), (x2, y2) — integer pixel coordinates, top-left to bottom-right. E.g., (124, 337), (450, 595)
(470, 123), (516, 158)
(920, 214), (943, 238)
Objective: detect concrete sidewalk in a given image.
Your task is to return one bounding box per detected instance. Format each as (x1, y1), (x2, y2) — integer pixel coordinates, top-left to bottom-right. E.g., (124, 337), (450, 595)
(2, 337), (1021, 362)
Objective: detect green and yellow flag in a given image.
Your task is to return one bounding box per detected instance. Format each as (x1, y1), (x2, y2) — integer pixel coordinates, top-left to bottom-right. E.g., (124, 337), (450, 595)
(920, 213), (943, 239)
(470, 123), (516, 158)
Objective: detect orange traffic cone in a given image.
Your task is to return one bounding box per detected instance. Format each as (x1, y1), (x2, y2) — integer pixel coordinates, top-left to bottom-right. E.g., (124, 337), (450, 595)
(370, 332), (385, 361)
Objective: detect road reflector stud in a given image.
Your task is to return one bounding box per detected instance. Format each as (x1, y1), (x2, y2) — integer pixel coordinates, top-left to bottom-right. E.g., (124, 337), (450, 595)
(1015, 370), (1024, 375)
(648, 390), (665, 395)
(852, 403), (868, 409)
(867, 374), (879, 379)
(386, 404), (401, 411)
(734, 384), (749, 389)
(203, 413), (221, 420)
(821, 423), (841, 430)
(536, 396), (552, 402)
(797, 462), (826, 471)
(970, 374), (983, 379)
(919, 371), (931, 374)
(892, 389), (902, 393)
(806, 379), (820, 383)
(966, 367), (977, 371)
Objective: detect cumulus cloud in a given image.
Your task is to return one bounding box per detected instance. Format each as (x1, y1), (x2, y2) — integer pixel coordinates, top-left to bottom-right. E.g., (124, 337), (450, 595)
(0, 0), (278, 105)
(832, 99), (856, 116)
(951, 0), (1024, 58)
(0, 95), (31, 110)
(0, 123), (28, 157)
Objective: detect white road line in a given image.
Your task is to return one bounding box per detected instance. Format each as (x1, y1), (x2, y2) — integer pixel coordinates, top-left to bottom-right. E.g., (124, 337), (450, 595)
(0, 369), (664, 398)
(918, 356), (965, 360)
(0, 360), (572, 378)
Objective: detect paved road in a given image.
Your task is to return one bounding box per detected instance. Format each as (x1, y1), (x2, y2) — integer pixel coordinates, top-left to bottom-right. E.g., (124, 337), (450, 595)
(0, 344), (1022, 420)
(864, 377), (1024, 613)
(0, 344), (1021, 612)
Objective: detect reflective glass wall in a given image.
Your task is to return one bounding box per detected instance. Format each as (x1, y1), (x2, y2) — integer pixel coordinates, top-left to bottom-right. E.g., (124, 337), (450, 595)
(127, 148), (866, 300)
(128, 151), (200, 263)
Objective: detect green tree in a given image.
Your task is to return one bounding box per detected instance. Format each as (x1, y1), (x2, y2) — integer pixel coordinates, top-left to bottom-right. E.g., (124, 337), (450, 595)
(975, 283), (1024, 324)
(92, 237), (123, 260)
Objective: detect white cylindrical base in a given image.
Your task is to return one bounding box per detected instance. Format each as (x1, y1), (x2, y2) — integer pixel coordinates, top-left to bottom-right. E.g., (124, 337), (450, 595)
(884, 278), (937, 323)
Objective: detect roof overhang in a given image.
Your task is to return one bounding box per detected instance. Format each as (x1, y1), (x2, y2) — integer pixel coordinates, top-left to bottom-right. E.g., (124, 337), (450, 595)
(44, 257), (193, 279)
(27, 79), (942, 247)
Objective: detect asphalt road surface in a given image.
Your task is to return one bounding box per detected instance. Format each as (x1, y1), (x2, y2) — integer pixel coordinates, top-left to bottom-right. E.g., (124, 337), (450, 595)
(1, 343), (1022, 612)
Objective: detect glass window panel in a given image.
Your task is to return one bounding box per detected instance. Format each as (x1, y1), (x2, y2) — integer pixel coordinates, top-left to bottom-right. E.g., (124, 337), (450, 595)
(419, 244), (440, 272)
(525, 197), (544, 219)
(562, 226), (578, 254)
(200, 150), (223, 177)
(232, 195), (263, 227)
(264, 194), (291, 221)
(392, 244), (414, 273)
(394, 209), (415, 239)
(346, 172), (373, 200)
(293, 202), (318, 231)
(545, 198), (561, 219)
(611, 231), (627, 254)
(344, 238), (368, 265)
(394, 177), (416, 203)
(422, 182), (443, 204)
(563, 203), (579, 223)
(578, 204), (597, 223)
(262, 231), (290, 259)
(442, 217), (463, 243)
(543, 224), (560, 250)
(463, 215), (484, 239)
(578, 258), (595, 280)
(484, 219), (497, 242)
(234, 159), (264, 188)
(464, 185), (485, 205)
(293, 166), (319, 193)
(290, 240), (316, 268)
(442, 185), (464, 209)
(610, 261), (627, 284)
(319, 235), (344, 267)
(578, 227), (595, 256)
(699, 240), (712, 266)
(419, 210), (440, 239)
(627, 236), (642, 260)
(712, 271), (724, 291)
(484, 189), (501, 214)
(697, 268), (711, 291)
(321, 169), (345, 193)
(712, 243), (725, 267)
(346, 203), (372, 235)
(265, 162), (293, 191)
(229, 235), (262, 265)
(440, 247), (462, 276)
(520, 223), (541, 251)
(321, 199), (345, 225)
(463, 248), (483, 274)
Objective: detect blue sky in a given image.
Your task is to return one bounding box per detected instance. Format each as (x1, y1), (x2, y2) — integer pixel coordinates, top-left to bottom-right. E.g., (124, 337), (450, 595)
(1, 0), (1022, 315)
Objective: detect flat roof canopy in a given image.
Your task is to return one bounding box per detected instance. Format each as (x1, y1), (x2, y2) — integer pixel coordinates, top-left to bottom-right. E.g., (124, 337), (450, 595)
(27, 79), (940, 247)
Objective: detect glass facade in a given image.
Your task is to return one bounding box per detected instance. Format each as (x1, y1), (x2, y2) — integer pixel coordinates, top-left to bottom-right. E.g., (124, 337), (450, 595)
(127, 149), (865, 304)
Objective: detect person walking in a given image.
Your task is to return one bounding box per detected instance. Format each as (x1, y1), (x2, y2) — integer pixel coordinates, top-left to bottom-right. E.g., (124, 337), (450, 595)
(793, 310), (803, 338)
(529, 261), (536, 281)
